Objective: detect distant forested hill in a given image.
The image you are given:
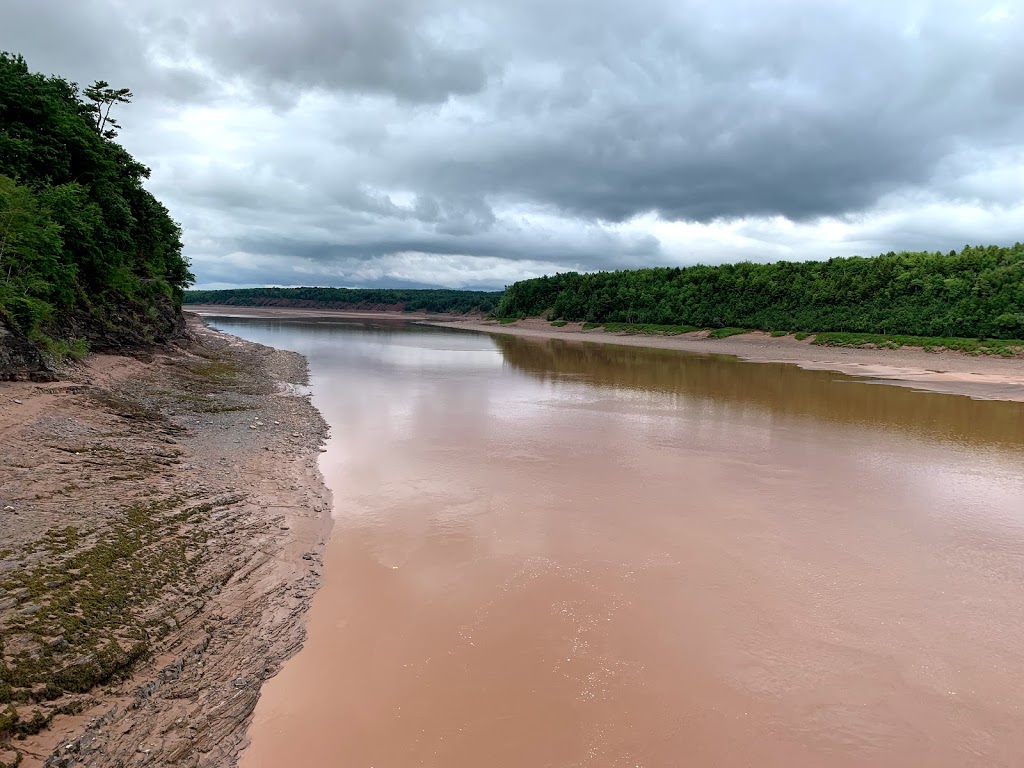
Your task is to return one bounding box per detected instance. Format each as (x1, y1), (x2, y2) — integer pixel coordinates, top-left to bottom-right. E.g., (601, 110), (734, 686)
(0, 53), (192, 376)
(495, 245), (1024, 339)
(185, 287), (502, 314)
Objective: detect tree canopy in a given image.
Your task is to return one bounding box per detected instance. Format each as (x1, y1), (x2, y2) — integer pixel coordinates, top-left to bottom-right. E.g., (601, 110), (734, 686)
(185, 286), (502, 314)
(0, 52), (192, 358)
(495, 245), (1024, 339)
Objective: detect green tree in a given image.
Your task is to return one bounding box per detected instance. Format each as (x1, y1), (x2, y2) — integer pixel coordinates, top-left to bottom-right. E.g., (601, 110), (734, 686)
(0, 52), (193, 357)
(83, 79), (133, 139)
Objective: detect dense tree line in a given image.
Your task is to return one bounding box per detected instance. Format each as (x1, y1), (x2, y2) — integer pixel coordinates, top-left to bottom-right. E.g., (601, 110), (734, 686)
(0, 53), (192, 361)
(185, 286), (502, 314)
(495, 245), (1024, 339)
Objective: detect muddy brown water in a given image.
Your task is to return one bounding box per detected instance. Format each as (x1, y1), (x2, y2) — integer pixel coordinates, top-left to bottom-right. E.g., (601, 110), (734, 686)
(208, 317), (1024, 768)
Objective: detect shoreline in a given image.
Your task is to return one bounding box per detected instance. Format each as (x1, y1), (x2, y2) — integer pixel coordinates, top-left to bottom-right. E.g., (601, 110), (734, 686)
(428, 319), (1024, 403)
(0, 317), (331, 767)
(186, 304), (444, 321)
(188, 306), (1024, 402)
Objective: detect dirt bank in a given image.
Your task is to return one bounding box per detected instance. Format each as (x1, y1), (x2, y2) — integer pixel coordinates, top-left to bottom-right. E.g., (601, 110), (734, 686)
(0, 317), (330, 767)
(426, 318), (1024, 402)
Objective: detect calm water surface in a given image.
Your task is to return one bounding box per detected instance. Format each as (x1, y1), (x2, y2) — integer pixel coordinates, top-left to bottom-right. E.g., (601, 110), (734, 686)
(211, 317), (1024, 768)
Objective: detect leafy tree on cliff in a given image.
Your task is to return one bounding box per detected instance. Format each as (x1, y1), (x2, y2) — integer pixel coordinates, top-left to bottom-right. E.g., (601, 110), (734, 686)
(0, 52), (193, 355)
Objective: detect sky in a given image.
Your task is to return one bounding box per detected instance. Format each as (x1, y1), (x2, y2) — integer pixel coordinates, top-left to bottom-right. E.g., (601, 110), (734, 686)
(5, 0), (1024, 290)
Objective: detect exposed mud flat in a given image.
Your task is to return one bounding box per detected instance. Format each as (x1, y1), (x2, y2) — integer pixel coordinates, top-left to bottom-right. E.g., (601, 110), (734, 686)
(0, 317), (330, 767)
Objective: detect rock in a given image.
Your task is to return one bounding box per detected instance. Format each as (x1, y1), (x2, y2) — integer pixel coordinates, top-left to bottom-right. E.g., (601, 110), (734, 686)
(302, 553), (314, 561)
(13, 399), (22, 404)
(3, 505), (14, 512)
(232, 677), (248, 689)
(0, 317), (54, 381)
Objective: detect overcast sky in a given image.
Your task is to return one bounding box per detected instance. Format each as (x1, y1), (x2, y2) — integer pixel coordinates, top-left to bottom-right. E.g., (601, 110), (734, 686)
(5, 0), (1024, 289)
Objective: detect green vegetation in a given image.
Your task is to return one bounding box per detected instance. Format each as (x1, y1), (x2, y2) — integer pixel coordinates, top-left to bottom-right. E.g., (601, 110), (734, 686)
(549, 320), (568, 327)
(794, 332), (812, 341)
(813, 332), (1024, 357)
(496, 317), (518, 324)
(184, 286), (501, 314)
(0, 53), (191, 361)
(494, 245), (1024, 340)
(0, 497), (207, 703)
(707, 327), (750, 339)
(602, 322), (700, 335)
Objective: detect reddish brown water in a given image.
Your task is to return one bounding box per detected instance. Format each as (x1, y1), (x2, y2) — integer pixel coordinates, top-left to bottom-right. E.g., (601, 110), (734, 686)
(213, 318), (1024, 768)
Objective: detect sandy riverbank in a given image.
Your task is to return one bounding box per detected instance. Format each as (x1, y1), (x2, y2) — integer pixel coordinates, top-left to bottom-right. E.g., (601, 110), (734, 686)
(423, 317), (1024, 403)
(0, 317), (330, 767)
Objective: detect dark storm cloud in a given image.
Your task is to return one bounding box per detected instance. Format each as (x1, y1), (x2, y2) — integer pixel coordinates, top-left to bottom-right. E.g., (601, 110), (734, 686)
(0, 1), (220, 105)
(384, 0), (1024, 223)
(5, 0), (1024, 288)
(185, 0), (491, 104)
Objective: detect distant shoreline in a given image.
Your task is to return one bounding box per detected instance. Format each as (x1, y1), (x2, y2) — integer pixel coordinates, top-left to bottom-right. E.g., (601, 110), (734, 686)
(187, 304), (447, 321)
(428, 317), (1024, 403)
(188, 307), (1024, 402)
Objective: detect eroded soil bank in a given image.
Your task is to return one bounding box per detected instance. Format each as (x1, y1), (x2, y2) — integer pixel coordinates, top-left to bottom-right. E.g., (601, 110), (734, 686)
(0, 317), (330, 767)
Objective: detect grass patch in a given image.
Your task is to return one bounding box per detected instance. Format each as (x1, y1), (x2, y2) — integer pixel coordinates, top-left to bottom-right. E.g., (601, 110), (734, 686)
(189, 358), (238, 381)
(601, 322), (700, 336)
(581, 322), (602, 330)
(30, 335), (89, 364)
(794, 332), (812, 341)
(496, 317), (519, 324)
(549, 320), (568, 327)
(812, 332), (1024, 356)
(707, 327), (750, 339)
(0, 495), (232, 712)
(770, 330), (788, 337)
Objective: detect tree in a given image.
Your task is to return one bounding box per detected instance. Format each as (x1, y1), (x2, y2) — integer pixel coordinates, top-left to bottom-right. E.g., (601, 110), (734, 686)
(83, 80), (133, 139)
(0, 53), (193, 353)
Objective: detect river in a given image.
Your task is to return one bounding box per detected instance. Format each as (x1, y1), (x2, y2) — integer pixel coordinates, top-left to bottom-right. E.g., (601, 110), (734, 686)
(207, 316), (1024, 768)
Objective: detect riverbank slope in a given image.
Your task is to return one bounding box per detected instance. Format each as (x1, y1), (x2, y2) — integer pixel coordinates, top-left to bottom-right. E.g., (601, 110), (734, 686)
(0, 317), (330, 767)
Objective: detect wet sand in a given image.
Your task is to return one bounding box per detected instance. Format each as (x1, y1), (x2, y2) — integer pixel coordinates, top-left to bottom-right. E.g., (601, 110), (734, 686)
(0, 319), (330, 767)
(219, 317), (1024, 768)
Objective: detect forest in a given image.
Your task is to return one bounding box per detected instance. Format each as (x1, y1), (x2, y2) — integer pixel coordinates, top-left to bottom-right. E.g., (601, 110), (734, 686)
(185, 286), (502, 314)
(0, 53), (192, 369)
(494, 244), (1024, 340)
